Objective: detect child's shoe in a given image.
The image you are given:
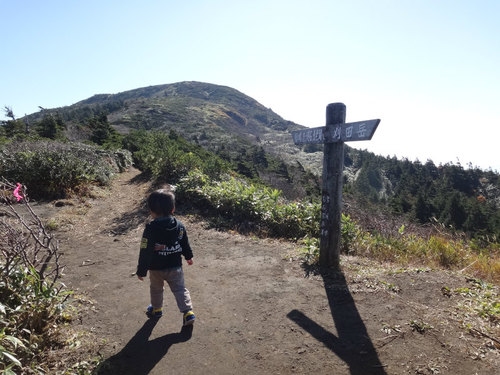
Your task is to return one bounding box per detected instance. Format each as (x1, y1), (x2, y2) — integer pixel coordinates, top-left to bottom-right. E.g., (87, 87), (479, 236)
(183, 310), (195, 326)
(146, 305), (163, 318)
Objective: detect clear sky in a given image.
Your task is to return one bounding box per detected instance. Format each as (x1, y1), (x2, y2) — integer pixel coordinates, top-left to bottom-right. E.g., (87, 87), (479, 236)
(1, 0), (499, 171)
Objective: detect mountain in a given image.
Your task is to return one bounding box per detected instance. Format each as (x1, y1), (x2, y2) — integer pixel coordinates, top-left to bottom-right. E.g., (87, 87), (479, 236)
(79, 81), (300, 136)
(21, 81), (327, 198)
(27, 81), (323, 172)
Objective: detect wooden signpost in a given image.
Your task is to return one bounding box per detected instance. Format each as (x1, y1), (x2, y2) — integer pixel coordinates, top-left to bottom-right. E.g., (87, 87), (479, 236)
(292, 103), (380, 269)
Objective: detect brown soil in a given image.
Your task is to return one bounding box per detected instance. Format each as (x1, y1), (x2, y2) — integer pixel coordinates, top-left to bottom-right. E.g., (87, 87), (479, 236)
(48, 168), (499, 374)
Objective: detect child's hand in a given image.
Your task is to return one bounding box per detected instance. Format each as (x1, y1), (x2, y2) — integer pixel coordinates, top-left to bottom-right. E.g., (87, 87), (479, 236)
(138, 276), (144, 281)
(187, 259), (193, 265)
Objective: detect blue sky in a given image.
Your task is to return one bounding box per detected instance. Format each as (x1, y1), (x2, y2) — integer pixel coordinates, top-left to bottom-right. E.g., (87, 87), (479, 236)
(1, 0), (499, 171)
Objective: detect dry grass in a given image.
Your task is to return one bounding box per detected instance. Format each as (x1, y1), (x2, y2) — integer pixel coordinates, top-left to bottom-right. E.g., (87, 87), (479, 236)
(352, 232), (499, 285)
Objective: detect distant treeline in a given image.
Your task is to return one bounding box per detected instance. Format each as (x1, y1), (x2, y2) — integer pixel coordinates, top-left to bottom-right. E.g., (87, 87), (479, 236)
(343, 150), (500, 237)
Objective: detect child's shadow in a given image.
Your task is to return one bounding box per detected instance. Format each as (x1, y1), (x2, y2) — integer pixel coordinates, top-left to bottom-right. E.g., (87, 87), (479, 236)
(94, 319), (193, 375)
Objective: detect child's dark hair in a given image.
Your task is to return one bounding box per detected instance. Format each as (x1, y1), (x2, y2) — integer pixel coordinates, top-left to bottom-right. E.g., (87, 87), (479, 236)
(147, 189), (175, 216)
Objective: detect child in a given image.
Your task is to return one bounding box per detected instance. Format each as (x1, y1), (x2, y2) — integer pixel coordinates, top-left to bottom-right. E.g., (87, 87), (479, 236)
(136, 189), (195, 326)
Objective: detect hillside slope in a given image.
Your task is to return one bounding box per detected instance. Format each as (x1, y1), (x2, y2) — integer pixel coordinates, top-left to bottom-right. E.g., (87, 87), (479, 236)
(81, 81), (299, 137)
(25, 81), (324, 174)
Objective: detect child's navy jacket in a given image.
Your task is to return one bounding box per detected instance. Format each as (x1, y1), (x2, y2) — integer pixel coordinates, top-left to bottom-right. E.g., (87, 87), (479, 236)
(136, 216), (193, 277)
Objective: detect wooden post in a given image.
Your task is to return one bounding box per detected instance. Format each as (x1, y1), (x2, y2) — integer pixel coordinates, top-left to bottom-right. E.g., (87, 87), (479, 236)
(319, 103), (346, 269)
(291, 104), (379, 270)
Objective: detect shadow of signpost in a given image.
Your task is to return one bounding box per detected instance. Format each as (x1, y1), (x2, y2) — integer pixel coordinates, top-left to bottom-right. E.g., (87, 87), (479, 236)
(287, 269), (387, 375)
(94, 319), (193, 375)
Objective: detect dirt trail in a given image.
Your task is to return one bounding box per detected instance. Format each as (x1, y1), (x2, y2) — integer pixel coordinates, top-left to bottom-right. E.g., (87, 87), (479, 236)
(53, 168), (498, 374)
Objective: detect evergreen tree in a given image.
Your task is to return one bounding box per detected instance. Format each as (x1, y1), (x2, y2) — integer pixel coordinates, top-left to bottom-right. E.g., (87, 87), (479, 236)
(236, 161), (256, 178)
(413, 192), (431, 223)
(38, 116), (57, 139)
(252, 146), (268, 168)
(440, 192), (467, 229)
(354, 161), (382, 202)
(89, 112), (118, 145)
(274, 160), (290, 180)
(37, 113), (66, 139)
(463, 199), (488, 234)
(2, 118), (25, 137)
(1, 106), (26, 137)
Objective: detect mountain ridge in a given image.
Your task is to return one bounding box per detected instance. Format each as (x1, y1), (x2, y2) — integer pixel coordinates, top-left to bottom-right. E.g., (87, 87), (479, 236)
(26, 80), (323, 174)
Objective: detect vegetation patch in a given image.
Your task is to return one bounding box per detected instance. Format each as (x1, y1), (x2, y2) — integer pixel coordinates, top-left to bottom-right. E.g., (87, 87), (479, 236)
(452, 278), (500, 327)
(122, 130), (229, 182)
(0, 141), (131, 199)
(0, 182), (91, 373)
(300, 216), (500, 284)
(177, 169), (320, 238)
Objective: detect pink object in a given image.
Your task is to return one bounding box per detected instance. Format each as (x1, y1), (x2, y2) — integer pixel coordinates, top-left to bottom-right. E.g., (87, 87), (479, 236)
(187, 259), (193, 265)
(13, 183), (23, 202)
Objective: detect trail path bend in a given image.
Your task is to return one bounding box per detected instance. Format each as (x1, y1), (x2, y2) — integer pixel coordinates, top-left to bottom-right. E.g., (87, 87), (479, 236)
(56, 168), (498, 375)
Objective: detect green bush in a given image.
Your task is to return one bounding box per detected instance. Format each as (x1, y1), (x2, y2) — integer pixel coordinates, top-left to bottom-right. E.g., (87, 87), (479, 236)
(299, 214), (361, 264)
(341, 213), (361, 254)
(0, 264), (71, 373)
(177, 170), (320, 238)
(123, 130), (229, 182)
(0, 326), (25, 375)
(0, 185), (74, 373)
(300, 236), (320, 263)
(0, 141), (132, 199)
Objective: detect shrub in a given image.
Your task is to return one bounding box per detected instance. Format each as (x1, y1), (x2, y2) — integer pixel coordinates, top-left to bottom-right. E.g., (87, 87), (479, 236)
(300, 236), (320, 264)
(331, 214), (499, 283)
(428, 236), (466, 268)
(0, 181), (72, 372)
(341, 213), (361, 254)
(177, 170), (320, 238)
(0, 141), (132, 199)
(123, 130), (229, 182)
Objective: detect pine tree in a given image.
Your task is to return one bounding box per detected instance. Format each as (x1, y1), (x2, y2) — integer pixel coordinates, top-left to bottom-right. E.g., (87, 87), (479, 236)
(37, 113), (66, 139)
(413, 192), (430, 223)
(440, 192), (467, 229)
(90, 112), (117, 145)
(2, 106), (26, 137)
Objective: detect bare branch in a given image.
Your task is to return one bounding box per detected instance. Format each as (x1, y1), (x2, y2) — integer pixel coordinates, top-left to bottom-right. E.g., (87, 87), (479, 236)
(3, 105), (16, 120)
(1, 178), (63, 290)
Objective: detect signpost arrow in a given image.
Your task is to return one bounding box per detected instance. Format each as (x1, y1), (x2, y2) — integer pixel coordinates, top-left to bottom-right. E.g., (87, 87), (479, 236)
(291, 119), (380, 145)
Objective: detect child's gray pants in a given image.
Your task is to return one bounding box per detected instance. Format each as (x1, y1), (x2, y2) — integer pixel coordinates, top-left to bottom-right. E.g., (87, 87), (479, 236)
(149, 267), (192, 313)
